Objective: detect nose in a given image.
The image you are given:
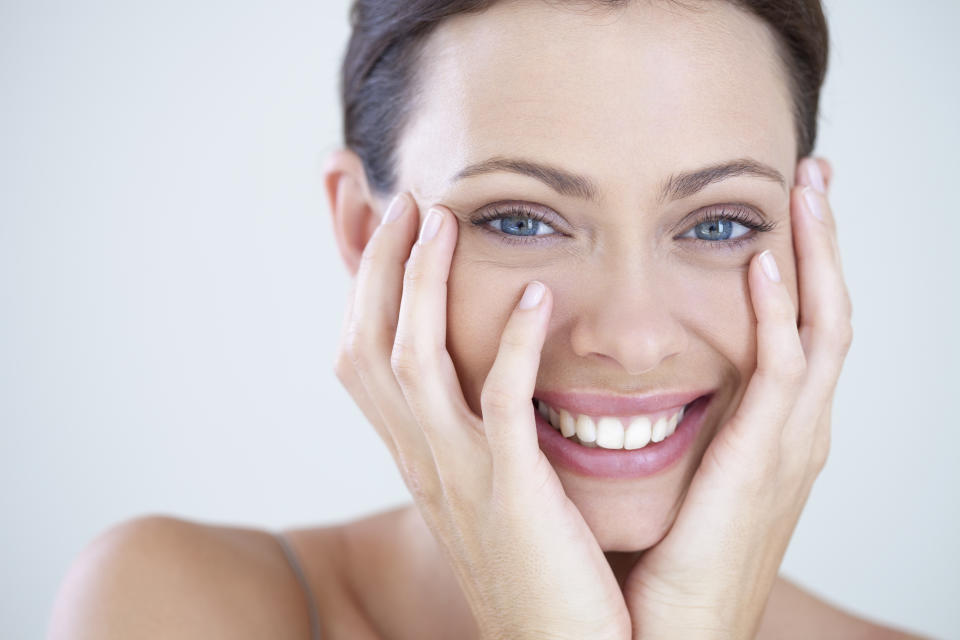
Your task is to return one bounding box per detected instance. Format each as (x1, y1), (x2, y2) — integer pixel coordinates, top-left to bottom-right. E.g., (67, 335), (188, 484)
(568, 268), (688, 376)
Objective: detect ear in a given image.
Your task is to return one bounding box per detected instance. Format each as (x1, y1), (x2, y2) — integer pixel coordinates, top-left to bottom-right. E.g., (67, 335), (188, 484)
(322, 148), (385, 277)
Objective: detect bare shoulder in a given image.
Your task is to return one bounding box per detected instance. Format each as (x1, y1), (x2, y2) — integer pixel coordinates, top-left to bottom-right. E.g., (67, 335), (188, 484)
(756, 575), (930, 640)
(48, 515), (322, 639)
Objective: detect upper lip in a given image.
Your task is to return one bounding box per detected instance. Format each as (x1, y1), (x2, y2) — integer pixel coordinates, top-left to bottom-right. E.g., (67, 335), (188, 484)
(534, 389), (710, 416)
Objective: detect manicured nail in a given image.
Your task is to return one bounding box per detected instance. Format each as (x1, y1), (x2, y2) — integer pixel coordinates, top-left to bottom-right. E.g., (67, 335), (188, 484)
(804, 159), (826, 194)
(802, 186), (825, 221)
(418, 208), (443, 244)
(759, 250), (780, 282)
(518, 281), (546, 309)
(381, 192), (409, 225)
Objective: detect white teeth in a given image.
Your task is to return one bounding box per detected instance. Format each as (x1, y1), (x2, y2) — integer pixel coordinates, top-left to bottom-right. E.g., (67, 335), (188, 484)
(650, 416), (668, 443)
(575, 414), (597, 444)
(665, 412), (678, 437)
(559, 409), (577, 437)
(536, 398), (688, 450)
(538, 400), (550, 420)
(624, 416), (652, 450)
(595, 417), (624, 449)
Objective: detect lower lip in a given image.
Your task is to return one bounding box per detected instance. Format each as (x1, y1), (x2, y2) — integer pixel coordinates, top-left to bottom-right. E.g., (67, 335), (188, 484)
(534, 394), (713, 479)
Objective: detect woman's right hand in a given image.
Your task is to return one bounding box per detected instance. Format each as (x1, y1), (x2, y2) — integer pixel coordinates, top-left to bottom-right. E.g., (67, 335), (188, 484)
(333, 192), (631, 640)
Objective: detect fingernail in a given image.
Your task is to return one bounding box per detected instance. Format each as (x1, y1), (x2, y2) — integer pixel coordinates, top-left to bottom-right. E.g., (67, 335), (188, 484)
(804, 159), (826, 194)
(418, 208), (443, 244)
(759, 250), (780, 282)
(518, 281), (545, 309)
(802, 186), (825, 221)
(381, 192), (409, 225)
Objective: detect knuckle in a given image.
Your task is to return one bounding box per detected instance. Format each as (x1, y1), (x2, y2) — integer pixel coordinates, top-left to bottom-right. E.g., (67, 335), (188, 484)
(498, 328), (530, 353)
(778, 352), (808, 383)
(402, 250), (429, 286)
(809, 429), (831, 473)
(333, 346), (353, 384)
(837, 322), (854, 353)
(770, 301), (797, 326)
(390, 340), (421, 384)
(356, 237), (384, 275)
(480, 384), (516, 415)
(344, 324), (373, 369)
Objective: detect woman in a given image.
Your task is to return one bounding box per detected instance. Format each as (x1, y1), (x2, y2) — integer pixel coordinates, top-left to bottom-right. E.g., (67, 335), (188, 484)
(49, 1), (928, 638)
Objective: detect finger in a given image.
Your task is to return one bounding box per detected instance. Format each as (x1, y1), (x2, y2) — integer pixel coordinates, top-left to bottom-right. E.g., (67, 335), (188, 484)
(817, 157), (833, 191)
(391, 205), (481, 458)
(481, 281), (552, 478)
(335, 279), (400, 458)
(796, 155), (833, 194)
(726, 250), (807, 448)
(348, 191), (444, 494)
(791, 159), (854, 400)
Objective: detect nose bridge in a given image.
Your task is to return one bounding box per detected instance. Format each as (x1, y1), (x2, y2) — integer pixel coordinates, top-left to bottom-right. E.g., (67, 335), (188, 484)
(568, 253), (687, 375)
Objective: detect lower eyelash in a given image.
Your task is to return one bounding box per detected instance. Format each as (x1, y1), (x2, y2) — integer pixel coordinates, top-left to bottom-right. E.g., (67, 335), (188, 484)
(689, 234), (756, 251)
(471, 206), (560, 245)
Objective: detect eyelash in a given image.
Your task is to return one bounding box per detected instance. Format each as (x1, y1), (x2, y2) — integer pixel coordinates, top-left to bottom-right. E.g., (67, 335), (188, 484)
(681, 207), (778, 251)
(471, 203), (777, 250)
(471, 203), (560, 246)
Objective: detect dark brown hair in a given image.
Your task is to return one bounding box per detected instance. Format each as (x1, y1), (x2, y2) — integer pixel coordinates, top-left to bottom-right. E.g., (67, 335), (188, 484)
(340, 0), (828, 199)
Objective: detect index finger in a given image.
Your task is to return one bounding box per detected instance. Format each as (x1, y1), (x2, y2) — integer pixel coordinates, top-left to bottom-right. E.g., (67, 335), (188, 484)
(792, 158), (853, 400)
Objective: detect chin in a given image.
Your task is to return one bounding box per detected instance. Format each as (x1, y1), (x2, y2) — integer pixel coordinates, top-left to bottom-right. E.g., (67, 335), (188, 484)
(559, 473), (688, 551)
(543, 393), (728, 552)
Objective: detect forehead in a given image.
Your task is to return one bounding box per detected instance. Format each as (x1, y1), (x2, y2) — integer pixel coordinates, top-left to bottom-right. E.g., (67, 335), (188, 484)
(396, 0), (796, 205)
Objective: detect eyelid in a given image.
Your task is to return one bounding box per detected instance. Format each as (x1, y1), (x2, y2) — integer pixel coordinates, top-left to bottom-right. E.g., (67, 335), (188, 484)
(674, 203), (778, 251)
(474, 200), (565, 223)
(470, 201), (568, 237)
(674, 202), (775, 234)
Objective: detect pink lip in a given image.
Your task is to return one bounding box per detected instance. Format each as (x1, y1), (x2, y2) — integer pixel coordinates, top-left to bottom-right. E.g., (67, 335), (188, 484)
(534, 393), (714, 479)
(533, 389), (709, 417)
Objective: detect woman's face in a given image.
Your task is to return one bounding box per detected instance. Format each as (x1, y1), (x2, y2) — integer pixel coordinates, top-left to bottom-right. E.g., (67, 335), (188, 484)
(391, 0), (799, 551)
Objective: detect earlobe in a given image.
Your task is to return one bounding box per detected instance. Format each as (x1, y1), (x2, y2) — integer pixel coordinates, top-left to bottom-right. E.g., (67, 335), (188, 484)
(322, 148), (383, 277)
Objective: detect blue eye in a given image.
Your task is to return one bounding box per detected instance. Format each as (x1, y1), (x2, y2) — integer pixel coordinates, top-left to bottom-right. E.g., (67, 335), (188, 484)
(486, 214), (557, 237)
(470, 202), (776, 249)
(677, 207), (777, 249)
(681, 217), (752, 242)
(471, 203), (561, 243)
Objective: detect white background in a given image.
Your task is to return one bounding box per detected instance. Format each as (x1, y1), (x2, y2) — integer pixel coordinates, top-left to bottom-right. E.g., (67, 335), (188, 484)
(2, 1), (958, 638)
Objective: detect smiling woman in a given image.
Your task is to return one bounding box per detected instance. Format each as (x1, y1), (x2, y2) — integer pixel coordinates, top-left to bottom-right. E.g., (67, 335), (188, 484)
(46, 1), (931, 639)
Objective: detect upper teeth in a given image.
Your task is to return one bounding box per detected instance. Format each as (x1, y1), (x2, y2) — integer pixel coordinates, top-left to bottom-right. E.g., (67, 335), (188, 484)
(536, 399), (687, 450)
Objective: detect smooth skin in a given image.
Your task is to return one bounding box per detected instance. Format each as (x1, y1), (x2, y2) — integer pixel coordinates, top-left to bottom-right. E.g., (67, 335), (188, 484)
(49, 160), (920, 640)
(49, 1), (930, 639)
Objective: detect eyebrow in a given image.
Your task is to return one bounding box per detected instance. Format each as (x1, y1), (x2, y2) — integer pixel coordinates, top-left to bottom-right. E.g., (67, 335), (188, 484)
(449, 156), (785, 203)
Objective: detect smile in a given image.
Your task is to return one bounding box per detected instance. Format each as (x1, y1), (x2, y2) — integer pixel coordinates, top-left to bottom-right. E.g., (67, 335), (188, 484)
(534, 398), (687, 450)
(530, 390), (714, 479)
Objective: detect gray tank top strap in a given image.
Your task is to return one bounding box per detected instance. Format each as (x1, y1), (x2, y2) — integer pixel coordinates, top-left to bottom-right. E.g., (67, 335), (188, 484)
(274, 530), (321, 640)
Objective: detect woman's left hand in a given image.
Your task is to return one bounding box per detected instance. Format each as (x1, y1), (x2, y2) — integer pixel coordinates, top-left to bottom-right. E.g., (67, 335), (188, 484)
(623, 157), (853, 639)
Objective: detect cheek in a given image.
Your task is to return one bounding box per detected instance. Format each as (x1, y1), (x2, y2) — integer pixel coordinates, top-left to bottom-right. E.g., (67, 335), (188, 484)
(444, 236), (798, 417)
(446, 256), (530, 415)
(667, 262), (758, 402)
